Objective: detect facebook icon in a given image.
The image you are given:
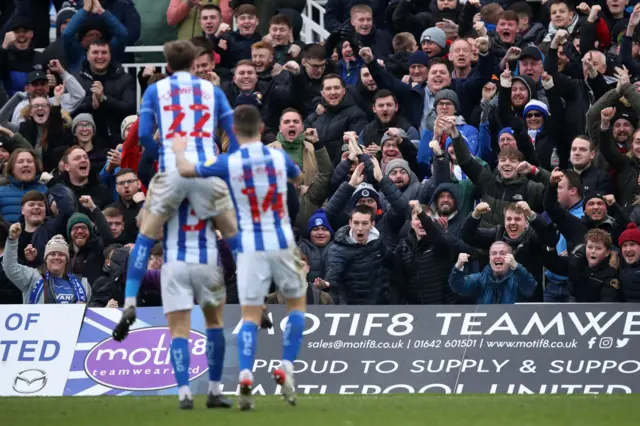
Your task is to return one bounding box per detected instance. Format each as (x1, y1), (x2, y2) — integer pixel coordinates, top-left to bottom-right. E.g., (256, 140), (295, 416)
(588, 337), (597, 349)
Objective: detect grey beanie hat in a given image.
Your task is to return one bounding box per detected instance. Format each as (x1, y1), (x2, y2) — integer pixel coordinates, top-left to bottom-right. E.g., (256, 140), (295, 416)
(434, 89), (460, 113)
(72, 113), (96, 133)
(384, 158), (411, 177)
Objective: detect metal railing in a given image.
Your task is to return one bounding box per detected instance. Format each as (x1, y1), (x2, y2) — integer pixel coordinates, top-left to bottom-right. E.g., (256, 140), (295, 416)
(301, 1), (330, 43)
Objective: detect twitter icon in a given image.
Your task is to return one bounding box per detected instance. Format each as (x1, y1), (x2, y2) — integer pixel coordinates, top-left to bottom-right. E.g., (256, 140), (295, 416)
(616, 338), (630, 348)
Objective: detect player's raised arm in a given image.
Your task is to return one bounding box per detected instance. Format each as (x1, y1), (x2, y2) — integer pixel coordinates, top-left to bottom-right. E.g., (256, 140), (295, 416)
(138, 84), (159, 158)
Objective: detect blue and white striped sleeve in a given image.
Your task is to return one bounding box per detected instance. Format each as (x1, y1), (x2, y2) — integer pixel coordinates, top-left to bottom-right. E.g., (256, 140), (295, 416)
(283, 152), (301, 180)
(195, 154), (230, 179)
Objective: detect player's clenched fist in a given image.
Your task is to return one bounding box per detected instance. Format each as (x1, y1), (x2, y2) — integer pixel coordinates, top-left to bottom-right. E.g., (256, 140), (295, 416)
(456, 253), (470, 270)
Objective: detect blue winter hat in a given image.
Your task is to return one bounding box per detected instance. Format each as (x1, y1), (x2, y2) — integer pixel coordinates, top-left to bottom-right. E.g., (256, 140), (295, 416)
(408, 50), (430, 67)
(523, 100), (549, 118)
(308, 209), (334, 237)
(498, 127), (514, 139)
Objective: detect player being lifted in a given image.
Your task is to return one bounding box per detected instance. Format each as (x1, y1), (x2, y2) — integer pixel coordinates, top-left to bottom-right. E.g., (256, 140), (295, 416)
(112, 40), (239, 340)
(172, 105), (307, 411)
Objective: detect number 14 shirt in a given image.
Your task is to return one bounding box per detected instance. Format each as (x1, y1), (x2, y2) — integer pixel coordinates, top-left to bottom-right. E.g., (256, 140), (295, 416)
(195, 141), (301, 253)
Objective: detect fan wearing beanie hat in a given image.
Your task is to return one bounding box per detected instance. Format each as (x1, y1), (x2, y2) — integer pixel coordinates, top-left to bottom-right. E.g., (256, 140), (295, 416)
(582, 190), (609, 222)
(301, 209), (334, 282)
(351, 183), (380, 210)
(619, 223), (640, 266)
(67, 213), (94, 248)
(44, 235), (70, 263)
(384, 159), (412, 189)
(420, 27), (447, 57)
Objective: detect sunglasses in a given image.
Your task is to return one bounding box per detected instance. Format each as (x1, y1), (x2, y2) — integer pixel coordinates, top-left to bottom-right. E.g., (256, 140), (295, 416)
(526, 112), (543, 118)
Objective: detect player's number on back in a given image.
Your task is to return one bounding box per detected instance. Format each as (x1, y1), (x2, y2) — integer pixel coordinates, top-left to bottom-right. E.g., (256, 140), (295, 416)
(163, 104), (212, 139)
(242, 184), (284, 223)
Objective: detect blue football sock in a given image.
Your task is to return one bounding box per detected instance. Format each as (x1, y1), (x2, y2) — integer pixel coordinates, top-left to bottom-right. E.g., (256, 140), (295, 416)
(282, 310), (305, 362)
(237, 321), (258, 372)
(206, 328), (225, 381)
(124, 233), (155, 299)
(170, 337), (190, 387)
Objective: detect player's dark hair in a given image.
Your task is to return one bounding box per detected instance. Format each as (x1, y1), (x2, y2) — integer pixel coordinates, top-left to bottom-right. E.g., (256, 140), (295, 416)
(233, 105), (263, 138)
(351, 204), (375, 221)
(373, 89), (397, 104)
(164, 40), (198, 73)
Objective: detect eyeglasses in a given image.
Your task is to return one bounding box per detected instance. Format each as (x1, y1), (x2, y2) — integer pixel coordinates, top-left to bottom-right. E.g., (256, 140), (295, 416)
(116, 179), (138, 186)
(31, 103), (50, 110)
(526, 112), (543, 118)
(76, 124), (93, 130)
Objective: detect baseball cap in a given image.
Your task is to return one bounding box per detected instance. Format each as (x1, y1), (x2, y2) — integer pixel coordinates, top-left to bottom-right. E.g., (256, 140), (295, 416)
(519, 45), (542, 61)
(27, 69), (48, 85)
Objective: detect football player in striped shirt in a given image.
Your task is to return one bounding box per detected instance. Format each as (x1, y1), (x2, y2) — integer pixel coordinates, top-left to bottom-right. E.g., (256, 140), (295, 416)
(112, 40), (239, 342)
(160, 203), (233, 410)
(172, 105), (306, 411)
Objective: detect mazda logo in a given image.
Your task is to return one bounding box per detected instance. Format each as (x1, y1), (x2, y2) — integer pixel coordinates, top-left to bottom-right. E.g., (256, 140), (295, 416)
(13, 369), (47, 394)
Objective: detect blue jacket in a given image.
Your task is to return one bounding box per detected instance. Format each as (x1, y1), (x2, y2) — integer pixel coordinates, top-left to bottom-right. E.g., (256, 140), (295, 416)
(418, 120), (479, 169)
(62, 9), (129, 73)
(449, 264), (537, 304)
(75, 0), (141, 45)
(0, 176), (47, 223)
(338, 57), (364, 87)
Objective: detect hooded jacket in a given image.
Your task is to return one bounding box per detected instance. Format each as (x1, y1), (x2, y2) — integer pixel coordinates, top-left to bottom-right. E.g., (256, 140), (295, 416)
(325, 225), (391, 305)
(429, 183), (464, 237)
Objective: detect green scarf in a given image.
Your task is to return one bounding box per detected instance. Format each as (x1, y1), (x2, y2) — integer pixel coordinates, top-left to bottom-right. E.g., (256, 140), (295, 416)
(276, 132), (305, 168)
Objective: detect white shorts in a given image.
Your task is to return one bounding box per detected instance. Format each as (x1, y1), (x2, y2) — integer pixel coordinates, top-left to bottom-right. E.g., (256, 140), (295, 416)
(161, 261), (226, 314)
(236, 248), (307, 305)
(146, 169), (233, 219)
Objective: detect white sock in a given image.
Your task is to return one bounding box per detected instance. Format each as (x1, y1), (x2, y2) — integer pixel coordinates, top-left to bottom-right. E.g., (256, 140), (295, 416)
(239, 369), (253, 383)
(178, 385), (191, 400)
(281, 360), (294, 375)
(208, 381), (221, 395)
(124, 297), (137, 309)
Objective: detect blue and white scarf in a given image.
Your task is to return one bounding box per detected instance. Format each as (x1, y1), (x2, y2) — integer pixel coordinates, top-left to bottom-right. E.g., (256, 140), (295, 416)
(29, 272), (87, 304)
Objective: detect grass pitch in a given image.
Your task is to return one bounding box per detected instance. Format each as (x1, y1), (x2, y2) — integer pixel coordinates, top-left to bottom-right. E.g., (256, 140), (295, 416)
(1, 394), (638, 426)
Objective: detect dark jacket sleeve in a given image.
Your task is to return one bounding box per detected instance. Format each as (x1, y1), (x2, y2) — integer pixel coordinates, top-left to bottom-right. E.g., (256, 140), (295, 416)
(460, 214), (497, 249)
(378, 176), (410, 230)
(543, 183), (587, 247)
(325, 244), (347, 305)
(324, 182), (355, 229)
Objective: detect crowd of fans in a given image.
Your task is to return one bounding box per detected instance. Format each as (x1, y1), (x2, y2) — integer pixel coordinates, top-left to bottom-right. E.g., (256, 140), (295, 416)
(2, 0), (640, 306)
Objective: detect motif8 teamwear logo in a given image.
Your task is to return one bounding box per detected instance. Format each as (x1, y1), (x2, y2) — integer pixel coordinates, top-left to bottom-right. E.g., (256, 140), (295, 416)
(84, 327), (208, 391)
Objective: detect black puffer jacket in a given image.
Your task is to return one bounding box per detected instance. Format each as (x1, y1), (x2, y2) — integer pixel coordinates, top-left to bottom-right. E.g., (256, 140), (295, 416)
(393, 229), (457, 305)
(298, 238), (332, 283)
(325, 225), (391, 305)
(74, 61), (136, 148)
(47, 171), (112, 216)
(305, 93), (368, 163)
(620, 261), (640, 302)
